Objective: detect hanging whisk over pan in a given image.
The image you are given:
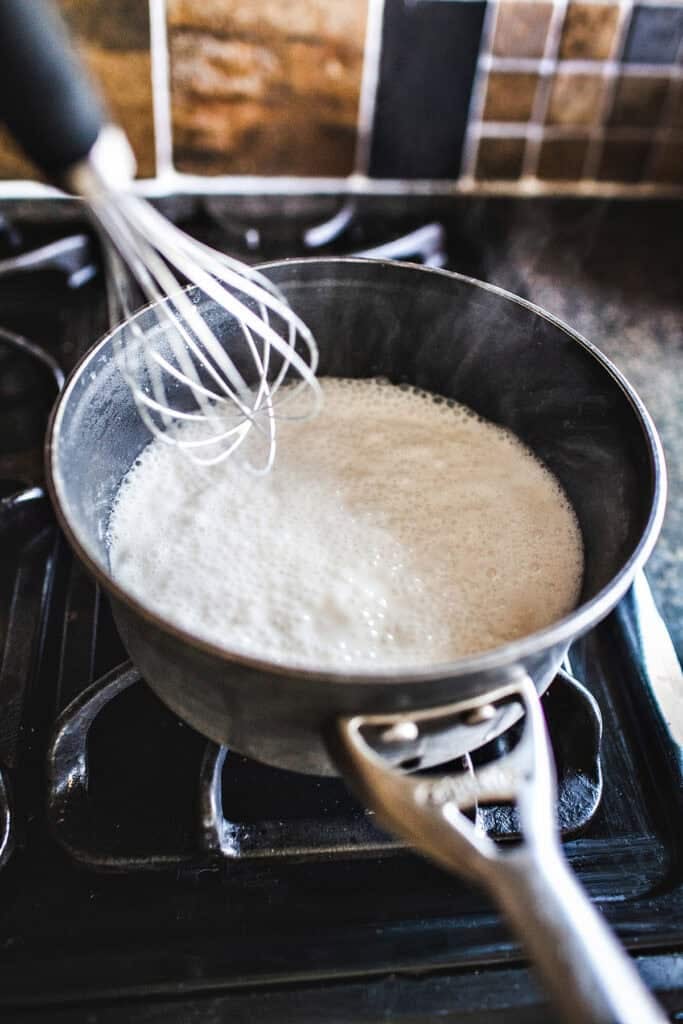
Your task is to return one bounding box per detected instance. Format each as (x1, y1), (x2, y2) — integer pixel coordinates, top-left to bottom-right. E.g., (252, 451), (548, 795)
(0, 0), (320, 472)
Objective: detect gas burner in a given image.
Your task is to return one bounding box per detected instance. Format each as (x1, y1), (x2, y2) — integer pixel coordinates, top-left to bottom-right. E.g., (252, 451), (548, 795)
(182, 198), (452, 269)
(0, 484), (52, 536)
(0, 234), (97, 290)
(352, 222), (447, 266)
(44, 650), (602, 873)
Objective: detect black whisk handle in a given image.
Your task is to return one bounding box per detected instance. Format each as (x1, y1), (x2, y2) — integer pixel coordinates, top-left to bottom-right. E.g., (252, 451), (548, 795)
(0, 0), (105, 178)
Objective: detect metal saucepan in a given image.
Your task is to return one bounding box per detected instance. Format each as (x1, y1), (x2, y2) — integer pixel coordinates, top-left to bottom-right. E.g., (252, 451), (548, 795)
(46, 259), (667, 1023)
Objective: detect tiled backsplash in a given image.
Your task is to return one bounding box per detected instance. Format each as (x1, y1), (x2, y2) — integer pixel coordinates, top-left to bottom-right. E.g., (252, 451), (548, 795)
(462, 0), (683, 186)
(0, 0), (681, 193)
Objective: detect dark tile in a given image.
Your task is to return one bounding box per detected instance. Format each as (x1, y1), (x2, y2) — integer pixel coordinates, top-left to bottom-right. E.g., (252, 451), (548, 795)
(537, 137), (589, 179)
(59, 0), (150, 50)
(623, 5), (683, 64)
(669, 81), (683, 131)
(647, 140), (683, 183)
(559, 2), (620, 60)
(483, 71), (539, 122)
(546, 73), (604, 126)
(474, 136), (526, 179)
(370, 0), (486, 178)
(169, 0), (367, 177)
(609, 74), (669, 128)
(492, 1), (553, 58)
(597, 139), (651, 181)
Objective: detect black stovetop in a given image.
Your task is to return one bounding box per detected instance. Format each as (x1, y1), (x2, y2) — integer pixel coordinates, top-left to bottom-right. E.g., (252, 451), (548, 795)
(0, 203), (682, 1023)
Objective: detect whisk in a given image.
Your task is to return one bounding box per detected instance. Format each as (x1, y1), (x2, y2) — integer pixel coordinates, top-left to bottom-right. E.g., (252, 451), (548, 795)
(93, 163), (320, 472)
(0, 0), (320, 472)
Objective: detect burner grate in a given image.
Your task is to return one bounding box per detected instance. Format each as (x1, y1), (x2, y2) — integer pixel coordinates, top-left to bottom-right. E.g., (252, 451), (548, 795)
(44, 568), (604, 872)
(0, 526), (57, 870)
(0, 315), (66, 874)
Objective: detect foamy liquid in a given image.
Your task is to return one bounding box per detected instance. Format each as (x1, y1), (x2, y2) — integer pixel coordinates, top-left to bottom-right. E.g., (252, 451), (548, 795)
(108, 378), (584, 669)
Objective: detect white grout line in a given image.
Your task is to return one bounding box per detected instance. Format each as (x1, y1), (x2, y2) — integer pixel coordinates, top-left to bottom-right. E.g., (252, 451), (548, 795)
(351, 0), (386, 182)
(582, 0), (634, 180)
(136, 174), (354, 196)
(0, 177), (679, 200)
(474, 120), (683, 142)
(479, 55), (556, 74)
(610, 62), (683, 78)
(473, 123), (543, 139)
(600, 62), (683, 78)
(558, 0), (682, 4)
(1, 177), (681, 201)
(148, 0), (174, 177)
(483, 56), (683, 77)
(459, 0), (501, 179)
(521, 0), (568, 178)
(554, 0), (679, 4)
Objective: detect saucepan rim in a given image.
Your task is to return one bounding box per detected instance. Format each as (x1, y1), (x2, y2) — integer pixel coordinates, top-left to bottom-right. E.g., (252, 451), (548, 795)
(45, 257), (667, 686)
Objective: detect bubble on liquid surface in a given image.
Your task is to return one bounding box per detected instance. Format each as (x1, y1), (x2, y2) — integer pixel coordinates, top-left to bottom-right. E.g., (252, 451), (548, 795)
(108, 378), (584, 669)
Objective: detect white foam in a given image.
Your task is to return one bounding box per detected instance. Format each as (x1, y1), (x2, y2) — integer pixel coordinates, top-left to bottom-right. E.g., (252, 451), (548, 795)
(108, 378), (584, 669)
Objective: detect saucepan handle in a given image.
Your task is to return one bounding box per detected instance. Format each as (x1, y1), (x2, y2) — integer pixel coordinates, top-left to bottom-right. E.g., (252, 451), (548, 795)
(331, 676), (667, 1024)
(485, 840), (666, 1024)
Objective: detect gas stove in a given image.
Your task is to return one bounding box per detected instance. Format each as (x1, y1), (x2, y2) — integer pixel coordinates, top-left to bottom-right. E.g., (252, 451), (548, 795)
(0, 202), (682, 1022)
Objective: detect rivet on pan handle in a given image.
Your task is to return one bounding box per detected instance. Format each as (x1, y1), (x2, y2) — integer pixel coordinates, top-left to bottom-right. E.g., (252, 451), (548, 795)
(332, 673), (667, 1024)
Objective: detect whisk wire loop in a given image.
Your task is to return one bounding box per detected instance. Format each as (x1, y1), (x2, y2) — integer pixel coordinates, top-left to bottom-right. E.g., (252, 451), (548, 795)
(96, 190), (320, 471)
